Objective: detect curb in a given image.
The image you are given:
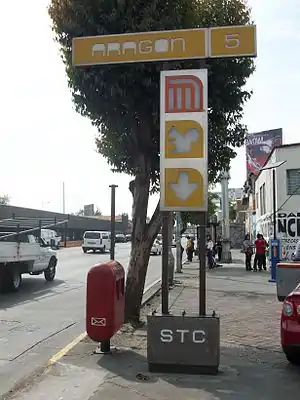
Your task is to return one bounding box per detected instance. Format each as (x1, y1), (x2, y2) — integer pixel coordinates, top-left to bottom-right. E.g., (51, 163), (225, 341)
(47, 278), (162, 366)
(142, 279), (161, 306)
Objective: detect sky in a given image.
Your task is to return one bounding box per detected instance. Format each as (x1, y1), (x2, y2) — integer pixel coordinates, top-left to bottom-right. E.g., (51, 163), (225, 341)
(0, 0), (299, 218)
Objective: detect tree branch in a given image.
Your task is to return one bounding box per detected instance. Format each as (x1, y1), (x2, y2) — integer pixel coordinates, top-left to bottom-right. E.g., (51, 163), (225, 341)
(146, 200), (162, 239)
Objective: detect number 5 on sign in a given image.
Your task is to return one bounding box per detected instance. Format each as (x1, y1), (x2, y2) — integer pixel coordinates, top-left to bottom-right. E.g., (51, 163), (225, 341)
(209, 25), (256, 58)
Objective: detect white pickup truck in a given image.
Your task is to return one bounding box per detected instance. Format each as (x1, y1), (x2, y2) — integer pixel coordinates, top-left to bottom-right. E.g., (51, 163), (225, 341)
(0, 232), (58, 293)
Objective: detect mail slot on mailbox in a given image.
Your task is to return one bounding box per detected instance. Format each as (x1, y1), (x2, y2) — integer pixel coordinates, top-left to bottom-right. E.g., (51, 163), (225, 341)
(86, 260), (125, 351)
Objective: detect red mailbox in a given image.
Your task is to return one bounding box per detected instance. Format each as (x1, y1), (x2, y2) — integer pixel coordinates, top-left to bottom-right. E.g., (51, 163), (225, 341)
(86, 260), (125, 342)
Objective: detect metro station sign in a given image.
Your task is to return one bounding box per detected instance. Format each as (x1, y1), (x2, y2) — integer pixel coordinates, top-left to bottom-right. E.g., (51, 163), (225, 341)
(72, 25), (256, 66)
(160, 69), (208, 212)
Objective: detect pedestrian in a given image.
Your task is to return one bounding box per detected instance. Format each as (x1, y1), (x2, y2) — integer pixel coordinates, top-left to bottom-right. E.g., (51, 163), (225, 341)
(206, 234), (215, 269)
(242, 233), (253, 271)
(261, 234), (268, 270)
(186, 236), (194, 262)
(254, 233), (266, 271)
(216, 236), (223, 262)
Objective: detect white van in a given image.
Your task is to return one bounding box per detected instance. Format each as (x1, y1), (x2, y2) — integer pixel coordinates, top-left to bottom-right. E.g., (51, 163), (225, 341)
(41, 229), (61, 249)
(82, 231), (111, 253)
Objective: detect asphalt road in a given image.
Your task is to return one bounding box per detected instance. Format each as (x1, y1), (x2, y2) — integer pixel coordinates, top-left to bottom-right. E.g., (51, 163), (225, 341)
(0, 243), (162, 398)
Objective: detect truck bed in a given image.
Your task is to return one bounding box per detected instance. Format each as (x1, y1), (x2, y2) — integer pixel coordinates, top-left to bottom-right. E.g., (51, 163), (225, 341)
(0, 242), (40, 263)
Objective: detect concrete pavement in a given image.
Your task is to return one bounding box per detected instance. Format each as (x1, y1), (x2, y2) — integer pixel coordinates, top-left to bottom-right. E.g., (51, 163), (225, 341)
(8, 250), (300, 399)
(0, 243), (162, 398)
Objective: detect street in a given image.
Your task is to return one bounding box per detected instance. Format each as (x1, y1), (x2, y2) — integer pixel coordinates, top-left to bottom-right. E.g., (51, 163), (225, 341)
(0, 243), (161, 398)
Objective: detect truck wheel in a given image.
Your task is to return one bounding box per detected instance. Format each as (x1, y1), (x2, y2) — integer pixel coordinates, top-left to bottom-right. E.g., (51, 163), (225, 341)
(3, 267), (22, 293)
(44, 258), (56, 282)
(82, 248), (87, 253)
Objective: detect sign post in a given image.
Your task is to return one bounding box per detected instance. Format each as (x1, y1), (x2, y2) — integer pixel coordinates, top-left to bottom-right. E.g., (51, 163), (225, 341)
(72, 23), (257, 375)
(147, 68), (221, 374)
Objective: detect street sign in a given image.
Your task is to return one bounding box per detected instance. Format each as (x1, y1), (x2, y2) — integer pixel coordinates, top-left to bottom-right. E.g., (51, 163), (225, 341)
(72, 28), (207, 66)
(72, 25), (256, 66)
(209, 25), (256, 58)
(147, 314), (220, 374)
(160, 69), (208, 211)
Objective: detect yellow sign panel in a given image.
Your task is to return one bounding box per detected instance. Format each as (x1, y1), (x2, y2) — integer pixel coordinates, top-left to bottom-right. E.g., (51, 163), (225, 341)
(209, 25), (256, 58)
(165, 120), (204, 159)
(72, 29), (207, 66)
(164, 168), (204, 208)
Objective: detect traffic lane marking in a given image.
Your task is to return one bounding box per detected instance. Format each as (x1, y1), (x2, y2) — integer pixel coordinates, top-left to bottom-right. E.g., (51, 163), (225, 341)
(47, 277), (162, 365)
(48, 332), (87, 365)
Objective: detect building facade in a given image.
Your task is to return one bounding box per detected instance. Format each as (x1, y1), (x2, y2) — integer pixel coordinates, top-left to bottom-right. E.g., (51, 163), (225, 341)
(255, 143), (300, 259)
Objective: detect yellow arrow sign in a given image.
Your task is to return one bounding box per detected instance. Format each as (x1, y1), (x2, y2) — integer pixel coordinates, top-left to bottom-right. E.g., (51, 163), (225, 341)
(164, 168), (205, 209)
(72, 25), (256, 66)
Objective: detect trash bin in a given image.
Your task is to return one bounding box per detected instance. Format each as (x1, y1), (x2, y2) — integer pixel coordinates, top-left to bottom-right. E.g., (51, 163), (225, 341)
(276, 262), (300, 301)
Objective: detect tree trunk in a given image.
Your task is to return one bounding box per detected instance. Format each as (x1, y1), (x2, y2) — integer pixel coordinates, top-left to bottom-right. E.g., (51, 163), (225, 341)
(167, 212), (175, 286)
(124, 163), (162, 323)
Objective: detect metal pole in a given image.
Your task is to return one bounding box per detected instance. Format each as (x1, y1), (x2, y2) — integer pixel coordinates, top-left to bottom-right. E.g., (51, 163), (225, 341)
(223, 176), (230, 239)
(199, 212), (206, 316)
(175, 212), (182, 273)
(64, 222), (67, 247)
(162, 212), (169, 314)
(100, 340), (111, 353)
(38, 220), (42, 240)
(272, 169), (277, 239)
(109, 184), (118, 260)
(62, 182), (66, 214)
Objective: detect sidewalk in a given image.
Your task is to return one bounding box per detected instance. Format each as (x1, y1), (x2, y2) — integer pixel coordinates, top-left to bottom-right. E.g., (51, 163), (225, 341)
(8, 252), (300, 399)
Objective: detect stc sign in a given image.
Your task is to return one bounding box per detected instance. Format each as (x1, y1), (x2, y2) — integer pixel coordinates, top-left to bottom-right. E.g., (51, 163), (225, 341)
(160, 329), (206, 343)
(278, 212), (300, 237)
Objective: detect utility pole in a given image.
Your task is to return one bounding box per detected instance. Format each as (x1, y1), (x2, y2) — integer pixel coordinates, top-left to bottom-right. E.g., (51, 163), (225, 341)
(220, 169), (232, 263)
(175, 212), (182, 273)
(109, 184), (118, 260)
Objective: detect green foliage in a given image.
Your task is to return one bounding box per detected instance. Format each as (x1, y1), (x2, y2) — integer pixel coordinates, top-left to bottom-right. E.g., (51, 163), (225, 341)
(0, 195), (10, 205)
(229, 201), (237, 221)
(48, 0), (255, 189)
(181, 191), (219, 229)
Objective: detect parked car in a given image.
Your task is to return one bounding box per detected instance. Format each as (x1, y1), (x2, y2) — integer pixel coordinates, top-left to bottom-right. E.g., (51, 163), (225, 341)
(151, 240), (162, 255)
(115, 234), (126, 243)
(125, 234), (131, 242)
(281, 282), (300, 364)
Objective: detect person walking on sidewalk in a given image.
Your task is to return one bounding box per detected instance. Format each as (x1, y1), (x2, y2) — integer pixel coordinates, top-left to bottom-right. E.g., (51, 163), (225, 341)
(242, 233), (253, 271)
(254, 233), (267, 271)
(186, 236), (194, 262)
(216, 236), (223, 262)
(206, 234), (215, 269)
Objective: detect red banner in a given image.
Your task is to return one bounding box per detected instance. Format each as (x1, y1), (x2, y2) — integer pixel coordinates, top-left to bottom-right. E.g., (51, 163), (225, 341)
(245, 128), (282, 176)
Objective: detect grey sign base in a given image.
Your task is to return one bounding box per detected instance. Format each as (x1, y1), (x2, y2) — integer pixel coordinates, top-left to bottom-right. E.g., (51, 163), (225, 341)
(147, 314), (220, 375)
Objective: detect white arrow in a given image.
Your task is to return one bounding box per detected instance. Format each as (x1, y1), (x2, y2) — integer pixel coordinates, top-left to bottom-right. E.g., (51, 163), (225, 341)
(169, 172), (198, 201)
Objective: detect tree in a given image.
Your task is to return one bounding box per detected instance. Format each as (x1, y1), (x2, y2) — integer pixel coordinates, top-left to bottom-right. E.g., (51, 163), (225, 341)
(74, 209), (84, 216)
(181, 191), (220, 231)
(49, 0), (255, 322)
(229, 201), (237, 222)
(94, 208), (102, 216)
(0, 195), (10, 206)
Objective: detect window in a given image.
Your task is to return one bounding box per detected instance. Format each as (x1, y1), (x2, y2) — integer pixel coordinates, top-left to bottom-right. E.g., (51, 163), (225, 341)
(84, 232), (100, 239)
(102, 235), (109, 239)
(259, 184), (266, 215)
(286, 169), (300, 195)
